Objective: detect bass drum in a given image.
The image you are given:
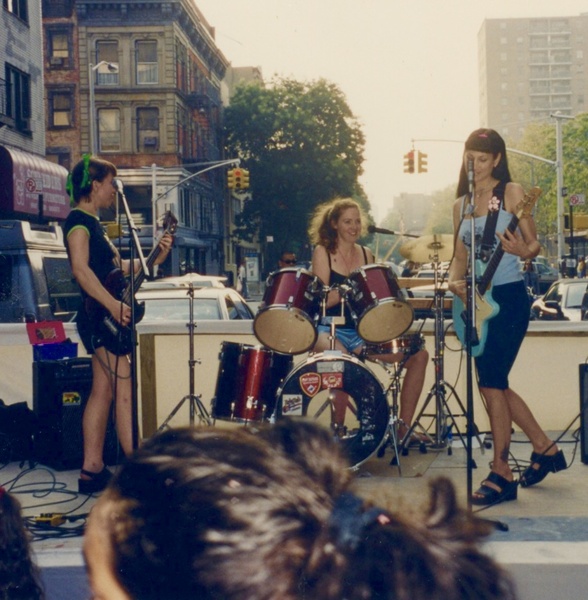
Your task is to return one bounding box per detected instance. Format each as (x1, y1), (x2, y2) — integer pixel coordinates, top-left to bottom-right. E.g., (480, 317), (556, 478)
(275, 352), (389, 468)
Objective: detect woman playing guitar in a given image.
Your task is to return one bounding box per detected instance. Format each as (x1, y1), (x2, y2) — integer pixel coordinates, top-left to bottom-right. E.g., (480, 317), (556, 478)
(64, 155), (172, 494)
(448, 129), (566, 506)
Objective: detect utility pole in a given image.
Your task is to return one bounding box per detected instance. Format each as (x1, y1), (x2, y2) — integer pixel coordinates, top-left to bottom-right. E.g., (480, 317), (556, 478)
(551, 112), (575, 263)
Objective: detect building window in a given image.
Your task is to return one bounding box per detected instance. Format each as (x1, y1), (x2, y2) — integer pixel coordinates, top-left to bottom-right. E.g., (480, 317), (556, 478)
(136, 41), (158, 84)
(137, 107), (159, 152)
(98, 108), (121, 152)
(95, 41), (119, 85)
(49, 91), (73, 128)
(3, 0), (28, 22)
(47, 29), (71, 69)
(46, 149), (71, 170)
(5, 64), (30, 132)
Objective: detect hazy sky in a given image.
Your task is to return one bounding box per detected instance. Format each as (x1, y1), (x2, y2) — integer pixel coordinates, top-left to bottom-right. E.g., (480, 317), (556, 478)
(196, 0), (587, 221)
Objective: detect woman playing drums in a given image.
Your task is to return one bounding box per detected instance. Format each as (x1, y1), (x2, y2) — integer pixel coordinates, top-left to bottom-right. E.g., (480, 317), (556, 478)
(308, 198), (428, 442)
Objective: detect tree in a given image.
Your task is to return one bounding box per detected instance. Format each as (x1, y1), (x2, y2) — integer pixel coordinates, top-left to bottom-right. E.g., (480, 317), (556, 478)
(224, 78), (368, 268)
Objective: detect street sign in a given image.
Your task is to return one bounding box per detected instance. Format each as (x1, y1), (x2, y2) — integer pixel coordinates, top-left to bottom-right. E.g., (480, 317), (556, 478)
(569, 194), (585, 206)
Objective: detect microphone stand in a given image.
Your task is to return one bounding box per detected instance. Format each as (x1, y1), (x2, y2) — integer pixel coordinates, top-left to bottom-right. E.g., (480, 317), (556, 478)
(464, 162), (508, 531)
(115, 182), (149, 450)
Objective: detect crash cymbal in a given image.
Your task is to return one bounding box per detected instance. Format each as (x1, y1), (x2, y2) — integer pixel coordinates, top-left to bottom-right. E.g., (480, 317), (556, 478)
(399, 234), (454, 263)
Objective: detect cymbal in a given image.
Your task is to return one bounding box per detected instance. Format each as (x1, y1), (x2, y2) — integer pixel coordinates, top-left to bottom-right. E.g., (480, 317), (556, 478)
(399, 234), (454, 263)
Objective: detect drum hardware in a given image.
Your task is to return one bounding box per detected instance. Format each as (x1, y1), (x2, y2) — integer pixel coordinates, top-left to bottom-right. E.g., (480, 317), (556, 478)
(398, 262), (484, 455)
(158, 283), (211, 432)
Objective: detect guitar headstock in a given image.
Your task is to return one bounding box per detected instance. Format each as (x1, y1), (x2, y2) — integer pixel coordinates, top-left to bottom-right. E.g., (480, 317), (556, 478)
(517, 186), (542, 219)
(160, 211), (179, 235)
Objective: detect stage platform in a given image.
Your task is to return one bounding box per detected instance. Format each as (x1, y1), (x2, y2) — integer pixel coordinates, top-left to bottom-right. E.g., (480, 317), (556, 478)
(2, 430), (587, 600)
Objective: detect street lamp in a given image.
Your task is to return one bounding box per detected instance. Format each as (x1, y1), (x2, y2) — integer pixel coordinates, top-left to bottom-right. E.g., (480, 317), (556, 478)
(89, 61), (118, 155)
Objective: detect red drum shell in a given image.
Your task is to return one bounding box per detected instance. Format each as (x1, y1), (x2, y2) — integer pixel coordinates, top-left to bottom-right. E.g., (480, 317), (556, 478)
(212, 342), (292, 423)
(253, 268), (321, 354)
(346, 264), (413, 343)
(364, 333), (425, 357)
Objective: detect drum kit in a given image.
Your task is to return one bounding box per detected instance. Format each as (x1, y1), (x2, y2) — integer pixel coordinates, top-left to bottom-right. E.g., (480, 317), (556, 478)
(210, 233), (476, 470)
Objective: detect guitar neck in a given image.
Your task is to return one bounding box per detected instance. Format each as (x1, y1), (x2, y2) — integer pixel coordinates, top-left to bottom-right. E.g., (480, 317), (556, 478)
(477, 215), (520, 295)
(120, 243), (161, 305)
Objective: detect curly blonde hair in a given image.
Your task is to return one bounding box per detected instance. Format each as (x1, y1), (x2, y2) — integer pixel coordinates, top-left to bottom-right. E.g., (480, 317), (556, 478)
(308, 198), (367, 253)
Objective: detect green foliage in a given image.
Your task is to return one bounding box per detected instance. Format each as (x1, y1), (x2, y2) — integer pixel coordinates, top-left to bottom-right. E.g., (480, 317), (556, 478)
(224, 77), (368, 265)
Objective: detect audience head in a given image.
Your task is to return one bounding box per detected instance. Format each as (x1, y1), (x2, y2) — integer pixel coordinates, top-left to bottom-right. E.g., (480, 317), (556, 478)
(0, 486), (44, 600)
(84, 420), (517, 600)
(278, 250), (297, 269)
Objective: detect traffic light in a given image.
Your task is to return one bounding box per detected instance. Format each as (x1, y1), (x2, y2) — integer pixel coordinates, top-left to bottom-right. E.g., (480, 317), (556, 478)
(403, 150), (415, 174)
(233, 168), (243, 188)
(227, 169), (236, 189)
(241, 169), (250, 189)
(418, 151), (428, 173)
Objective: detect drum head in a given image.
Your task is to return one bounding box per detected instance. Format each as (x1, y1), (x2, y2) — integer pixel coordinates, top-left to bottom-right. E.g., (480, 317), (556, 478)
(253, 307), (317, 355)
(275, 353), (388, 468)
(357, 300), (414, 343)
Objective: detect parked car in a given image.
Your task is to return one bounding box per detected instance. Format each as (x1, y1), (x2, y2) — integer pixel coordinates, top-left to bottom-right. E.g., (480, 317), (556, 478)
(519, 259), (559, 295)
(147, 273), (228, 289)
(136, 282), (254, 323)
(530, 279), (588, 321)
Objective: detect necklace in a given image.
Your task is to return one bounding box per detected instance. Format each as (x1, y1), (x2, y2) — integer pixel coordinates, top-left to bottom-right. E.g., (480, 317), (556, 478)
(338, 246), (355, 273)
(475, 186), (493, 198)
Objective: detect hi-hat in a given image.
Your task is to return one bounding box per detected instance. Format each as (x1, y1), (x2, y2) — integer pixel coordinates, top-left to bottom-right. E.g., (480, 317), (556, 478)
(399, 234), (454, 263)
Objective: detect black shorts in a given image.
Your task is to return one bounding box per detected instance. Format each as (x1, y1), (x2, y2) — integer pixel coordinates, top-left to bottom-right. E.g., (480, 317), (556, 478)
(475, 280), (529, 390)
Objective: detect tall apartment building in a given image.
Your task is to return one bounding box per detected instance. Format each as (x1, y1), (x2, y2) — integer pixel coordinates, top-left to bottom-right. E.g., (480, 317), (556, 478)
(478, 13), (588, 139)
(42, 0), (231, 275)
(1, 0), (69, 222)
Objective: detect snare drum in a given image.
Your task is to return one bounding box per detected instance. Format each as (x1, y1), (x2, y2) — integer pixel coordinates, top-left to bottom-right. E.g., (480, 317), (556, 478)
(347, 264), (413, 343)
(364, 333), (426, 358)
(212, 342), (293, 423)
(254, 268), (322, 354)
(275, 352), (389, 468)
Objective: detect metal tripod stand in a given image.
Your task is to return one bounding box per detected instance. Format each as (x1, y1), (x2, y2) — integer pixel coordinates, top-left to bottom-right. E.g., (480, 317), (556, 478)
(400, 264), (484, 455)
(158, 283), (211, 431)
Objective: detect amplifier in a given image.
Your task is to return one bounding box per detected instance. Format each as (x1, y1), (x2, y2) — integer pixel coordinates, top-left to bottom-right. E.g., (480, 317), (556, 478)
(33, 358), (119, 470)
(579, 364), (588, 464)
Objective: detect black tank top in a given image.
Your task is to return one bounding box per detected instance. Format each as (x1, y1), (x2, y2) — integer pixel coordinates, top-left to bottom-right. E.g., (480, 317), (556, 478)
(325, 246), (370, 329)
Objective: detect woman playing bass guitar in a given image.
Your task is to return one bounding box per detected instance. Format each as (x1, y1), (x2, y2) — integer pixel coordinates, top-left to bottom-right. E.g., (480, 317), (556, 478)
(448, 129), (566, 506)
(64, 155), (172, 494)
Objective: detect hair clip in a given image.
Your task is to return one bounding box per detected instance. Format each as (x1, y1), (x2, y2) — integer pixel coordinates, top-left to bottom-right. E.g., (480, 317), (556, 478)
(80, 153), (92, 189)
(478, 133), (488, 138)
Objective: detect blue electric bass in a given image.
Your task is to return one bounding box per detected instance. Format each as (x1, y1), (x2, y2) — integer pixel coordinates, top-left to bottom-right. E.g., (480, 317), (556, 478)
(452, 187), (541, 357)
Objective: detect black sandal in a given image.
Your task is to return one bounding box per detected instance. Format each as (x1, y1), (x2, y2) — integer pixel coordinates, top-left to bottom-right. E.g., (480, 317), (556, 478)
(78, 466), (112, 494)
(471, 471), (518, 506)
(520, 449), (567, 488)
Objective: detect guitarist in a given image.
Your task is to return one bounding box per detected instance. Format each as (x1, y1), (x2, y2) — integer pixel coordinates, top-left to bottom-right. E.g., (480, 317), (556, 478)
(447, 129), (566, 506)
(64, 155), (173, 494)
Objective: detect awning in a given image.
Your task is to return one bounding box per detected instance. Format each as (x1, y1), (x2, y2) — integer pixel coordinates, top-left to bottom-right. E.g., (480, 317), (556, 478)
(0, 145), (69, 220)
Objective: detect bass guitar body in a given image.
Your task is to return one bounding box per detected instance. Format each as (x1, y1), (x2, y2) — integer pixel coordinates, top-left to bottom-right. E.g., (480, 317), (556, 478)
(85, 269), (146, 356)
(451, 260), (500, 358)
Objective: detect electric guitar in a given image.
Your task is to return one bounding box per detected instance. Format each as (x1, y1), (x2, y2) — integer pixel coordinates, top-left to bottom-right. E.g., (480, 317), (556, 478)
(452, 187), (541, 357)
(86, 211), (178, 355)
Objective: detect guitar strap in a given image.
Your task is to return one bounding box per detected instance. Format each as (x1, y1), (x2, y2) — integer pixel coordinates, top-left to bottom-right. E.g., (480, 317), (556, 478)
(478, 183), (504, 263)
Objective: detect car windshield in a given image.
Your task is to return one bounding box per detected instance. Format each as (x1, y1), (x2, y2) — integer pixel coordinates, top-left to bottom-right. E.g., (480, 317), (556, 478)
(567, 284), (588, 309)
(142, 297), (221, 321)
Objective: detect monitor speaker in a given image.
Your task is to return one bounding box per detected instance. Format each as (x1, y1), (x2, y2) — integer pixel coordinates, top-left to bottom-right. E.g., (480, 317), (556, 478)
(33, 358), (120, 470)
(579, 364), (588, 465)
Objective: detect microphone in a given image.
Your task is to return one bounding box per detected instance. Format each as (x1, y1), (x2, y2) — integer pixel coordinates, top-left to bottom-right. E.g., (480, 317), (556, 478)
(368, 225), (396, 235)
(467, 159), (474, 191)
(112, 178), (124, 193)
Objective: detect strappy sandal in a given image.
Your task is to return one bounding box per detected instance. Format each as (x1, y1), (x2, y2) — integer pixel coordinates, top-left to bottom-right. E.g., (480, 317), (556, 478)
(471, 471), (518, 506)
(520, 449), (567, 488)
(78, 466), (112, 494)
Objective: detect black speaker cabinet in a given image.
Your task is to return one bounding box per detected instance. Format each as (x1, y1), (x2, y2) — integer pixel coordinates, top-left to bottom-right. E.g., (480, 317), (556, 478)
(579, 364), (588, 464)
(33, 358), (119, 470)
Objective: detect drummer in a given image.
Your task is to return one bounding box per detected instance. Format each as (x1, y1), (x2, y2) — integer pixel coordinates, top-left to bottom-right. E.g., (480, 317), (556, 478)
(308, 197), (429, 443)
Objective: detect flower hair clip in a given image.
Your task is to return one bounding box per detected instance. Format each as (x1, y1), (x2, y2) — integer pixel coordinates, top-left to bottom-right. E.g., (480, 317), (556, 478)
(488, 196), (500, 212)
